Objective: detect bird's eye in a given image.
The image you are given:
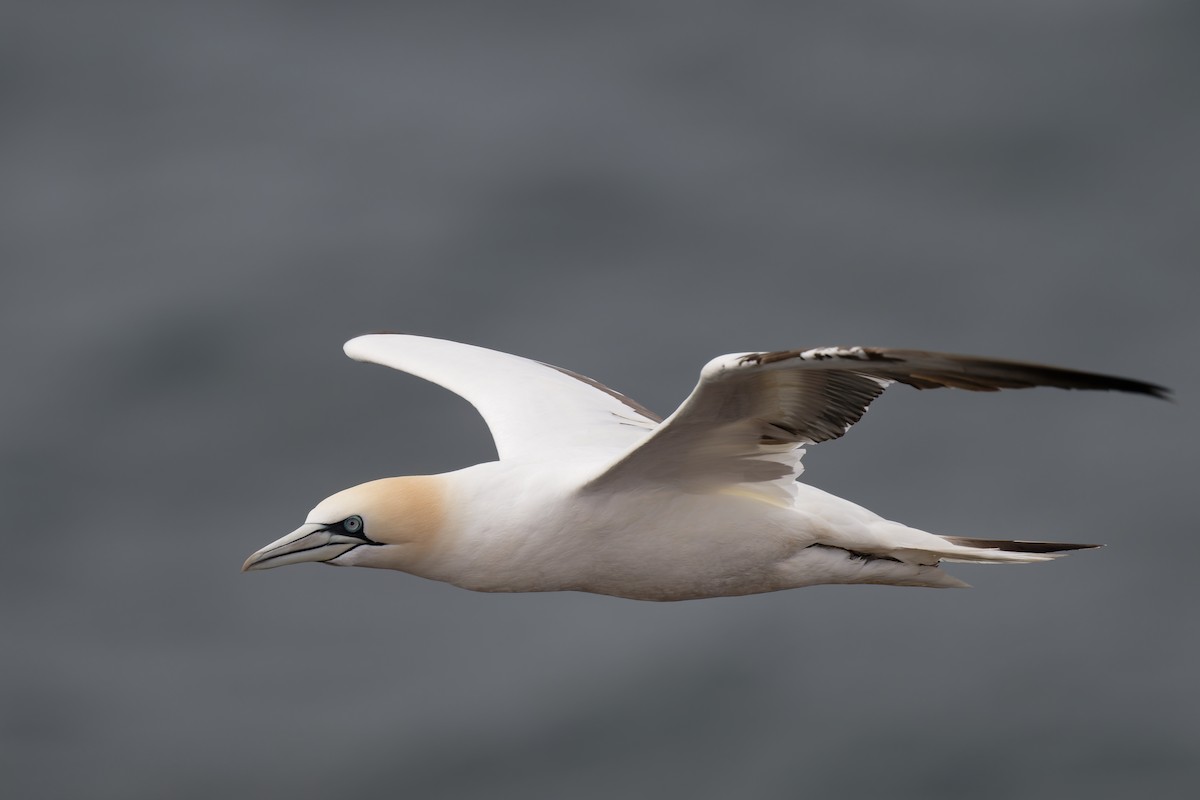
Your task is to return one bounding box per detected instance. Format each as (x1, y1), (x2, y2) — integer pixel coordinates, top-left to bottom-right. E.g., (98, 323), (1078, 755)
(342, 515), (363, 534)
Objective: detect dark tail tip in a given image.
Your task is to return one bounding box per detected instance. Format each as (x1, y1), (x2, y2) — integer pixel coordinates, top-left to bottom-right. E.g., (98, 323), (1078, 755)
(943, 537), (1102, 554)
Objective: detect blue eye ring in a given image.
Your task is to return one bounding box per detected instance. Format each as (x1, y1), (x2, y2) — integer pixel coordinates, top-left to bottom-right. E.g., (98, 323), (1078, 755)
(342, 515), (363, 535)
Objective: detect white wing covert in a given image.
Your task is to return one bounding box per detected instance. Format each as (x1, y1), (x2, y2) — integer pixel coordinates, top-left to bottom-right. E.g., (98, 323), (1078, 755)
(344, 334), (660, 461)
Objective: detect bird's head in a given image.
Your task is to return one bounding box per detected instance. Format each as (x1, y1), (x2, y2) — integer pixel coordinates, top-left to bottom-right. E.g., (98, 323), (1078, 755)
(241, 476), (446, 573)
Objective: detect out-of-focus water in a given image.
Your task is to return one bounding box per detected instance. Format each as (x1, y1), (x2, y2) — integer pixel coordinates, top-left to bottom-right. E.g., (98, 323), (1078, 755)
(2, 2), (1197, 798)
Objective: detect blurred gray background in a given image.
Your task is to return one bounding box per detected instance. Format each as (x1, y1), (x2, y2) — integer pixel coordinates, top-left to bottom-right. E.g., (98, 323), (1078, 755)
(3, 1), (1198, 798)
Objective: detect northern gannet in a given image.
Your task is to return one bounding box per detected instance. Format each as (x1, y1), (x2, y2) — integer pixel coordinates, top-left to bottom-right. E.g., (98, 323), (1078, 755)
(242, 335), (1166, 600)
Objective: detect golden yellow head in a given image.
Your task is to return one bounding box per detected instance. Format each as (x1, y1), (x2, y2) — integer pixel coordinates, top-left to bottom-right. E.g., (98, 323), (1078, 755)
(241, 476), (447, 573)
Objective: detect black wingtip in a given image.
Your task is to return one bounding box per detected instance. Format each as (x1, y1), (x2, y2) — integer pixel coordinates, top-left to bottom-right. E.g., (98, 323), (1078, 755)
(1104, 376), (1172, 401)
(1146, 383), (1174, 402)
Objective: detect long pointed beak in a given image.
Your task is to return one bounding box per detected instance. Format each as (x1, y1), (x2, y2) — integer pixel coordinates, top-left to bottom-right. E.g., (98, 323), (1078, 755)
(242, 523), (362, 572)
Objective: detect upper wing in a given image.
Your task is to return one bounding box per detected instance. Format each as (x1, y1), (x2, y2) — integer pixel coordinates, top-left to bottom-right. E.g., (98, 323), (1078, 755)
(344, 334), (660, 460)
(586, 346), (1168, 501)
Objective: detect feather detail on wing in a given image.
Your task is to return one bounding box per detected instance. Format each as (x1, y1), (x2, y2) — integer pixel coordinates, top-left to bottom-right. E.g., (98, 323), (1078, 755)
(344, 334), (659, 461)
(585, 346), (1167, 502)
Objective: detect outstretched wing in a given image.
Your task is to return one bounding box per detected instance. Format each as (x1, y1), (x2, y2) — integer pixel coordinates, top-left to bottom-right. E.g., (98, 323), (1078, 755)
(344, 334), (660, 460)
(586, 346), (1167, 502)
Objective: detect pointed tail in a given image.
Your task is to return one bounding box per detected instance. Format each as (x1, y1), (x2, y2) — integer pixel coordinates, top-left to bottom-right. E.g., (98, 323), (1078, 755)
(911, 536), (1102, 565)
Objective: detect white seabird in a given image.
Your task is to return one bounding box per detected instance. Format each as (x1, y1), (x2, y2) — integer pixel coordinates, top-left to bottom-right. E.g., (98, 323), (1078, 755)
(242, 335), (1167, 600)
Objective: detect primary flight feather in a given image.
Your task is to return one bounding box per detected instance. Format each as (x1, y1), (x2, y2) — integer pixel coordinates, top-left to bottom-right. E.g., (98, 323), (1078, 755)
(242, 335), (1167, 600)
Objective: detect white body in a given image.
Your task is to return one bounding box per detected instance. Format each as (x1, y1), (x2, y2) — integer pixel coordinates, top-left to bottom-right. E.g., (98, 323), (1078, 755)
(339, 462), (964, 600)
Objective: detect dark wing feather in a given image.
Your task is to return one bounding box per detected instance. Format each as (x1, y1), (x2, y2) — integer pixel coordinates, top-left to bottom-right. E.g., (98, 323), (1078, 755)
(586, 346), (1167, 494)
